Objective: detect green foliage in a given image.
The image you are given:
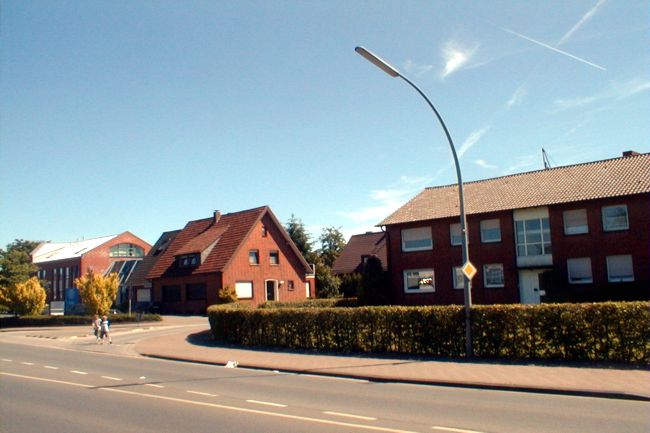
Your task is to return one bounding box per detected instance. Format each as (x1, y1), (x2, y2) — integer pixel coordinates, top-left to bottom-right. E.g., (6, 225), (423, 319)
(259, 298), (358, 309)
(314, 261), (341, 298)
(208, 302), (650, 364)
(0, 239), (41, 291)
(217, 285), (238, 304)
(358, 256), (389, 305)
(0, 276), (47, 316)
(317, 226), (346, 268)
(75, 270), (120, 315)
(340, 273), (363, 298)
(0, 313), (162, 328)
(284, 214), (315, 262)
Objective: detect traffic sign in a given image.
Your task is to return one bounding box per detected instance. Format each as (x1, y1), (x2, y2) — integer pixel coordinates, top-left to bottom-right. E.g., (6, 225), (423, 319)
(461, 261), (477, 280)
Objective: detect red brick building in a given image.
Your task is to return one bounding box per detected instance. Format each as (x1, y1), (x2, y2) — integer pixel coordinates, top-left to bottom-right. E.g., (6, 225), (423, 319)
(31, 232), (151, 313)
(379, 152), (649, 305)
(145, 206), (315, 314)
(332, 231), (387, 276)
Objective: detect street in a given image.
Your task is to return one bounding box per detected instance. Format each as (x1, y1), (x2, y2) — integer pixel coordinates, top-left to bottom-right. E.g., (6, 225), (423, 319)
(1, 325), (648, 433)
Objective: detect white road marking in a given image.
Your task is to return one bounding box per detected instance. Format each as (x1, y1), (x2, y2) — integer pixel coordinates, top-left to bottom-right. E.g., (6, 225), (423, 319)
(44, 366), (59, 370)
(1, 359), (12, 362)
(21, 362), (34, 365)
(187, 390), (217, 397)
(3, 372), (421, 433)
(70, 370), (88, 375)
(145, 383), (164, 388)
(432, 426), (487, 433)
(324, 411), (377, 421)
(101, 376), (123, 381)
(246, 399), (288, 408)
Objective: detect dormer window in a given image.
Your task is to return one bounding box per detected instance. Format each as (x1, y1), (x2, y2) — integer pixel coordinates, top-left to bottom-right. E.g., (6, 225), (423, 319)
(178, 254), (200, 268)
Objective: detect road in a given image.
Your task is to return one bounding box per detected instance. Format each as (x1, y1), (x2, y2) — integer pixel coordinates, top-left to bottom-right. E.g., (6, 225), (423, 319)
(1, 323), (648, 433)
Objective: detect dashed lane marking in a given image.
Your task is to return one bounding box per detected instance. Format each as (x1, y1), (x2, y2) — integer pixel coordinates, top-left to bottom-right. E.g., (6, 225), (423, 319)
(324, 411), (377, 421)
(246, 399), (288, 408)
(70, 370), (88, 375)
(44, 366), (59, 370)
(1, 359), (12, 362)
(101, 376), (123, 381)
(432, 426), (487, 433)
(21, 362), (34, 366)
(145, 383), (165, 388)
(3, 372), (422, 433)
(187, 390), (218, 397)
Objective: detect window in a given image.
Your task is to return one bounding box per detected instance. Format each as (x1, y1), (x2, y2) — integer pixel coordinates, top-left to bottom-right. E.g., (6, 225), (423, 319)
(602, 205), (629, 232)
(452, 267), (464, 289)
(483, 264), (505, 288)
(235, 281), (253, 299)
(287, 280), (295, 291)
(162, 285), (181, 302)
(563, 209), (588, 235)
(606, 255), (634, 282)
(567, 258), (593, 284)
(515, 218), (551, 257)
(480, 219), (501, 243)
(269, 250), (280, 265)
(136, 288), (151, 302)
(186, 283), (207, 301)
(449, 223), (462, 246)
(249, 250), (259, 265)
(261, 225), (268, 237)
(178, 254), (199, 268)
(402, 227), (433, 252)
(109, 243), (145, 258)
(403, 269), (435, 293)
(306, 281), (311, 298)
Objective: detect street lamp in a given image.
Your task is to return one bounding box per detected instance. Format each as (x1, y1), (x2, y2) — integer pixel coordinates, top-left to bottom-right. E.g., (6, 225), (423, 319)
(355, 46), (473, 358)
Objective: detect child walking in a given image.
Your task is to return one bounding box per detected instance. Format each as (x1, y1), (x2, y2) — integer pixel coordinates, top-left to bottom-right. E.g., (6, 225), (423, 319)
(92, 314), (102, 343)
(100, 315), (112, 344)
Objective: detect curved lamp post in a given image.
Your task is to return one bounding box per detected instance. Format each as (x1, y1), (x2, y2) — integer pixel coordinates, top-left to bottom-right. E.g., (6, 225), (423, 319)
(355, 46), (473, 358)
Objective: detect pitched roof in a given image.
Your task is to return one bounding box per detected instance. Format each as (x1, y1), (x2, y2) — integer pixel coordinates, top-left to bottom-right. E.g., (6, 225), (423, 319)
(31, 235), (118, 263)
(379, 152), (650, 226)
(125, 230), (181, 287)
(146, 206), (312, 279)
(332, 232), (387, 274)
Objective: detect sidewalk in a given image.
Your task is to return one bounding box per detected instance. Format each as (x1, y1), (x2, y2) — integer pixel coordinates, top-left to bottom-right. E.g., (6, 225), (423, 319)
(135, 326), (650, 401)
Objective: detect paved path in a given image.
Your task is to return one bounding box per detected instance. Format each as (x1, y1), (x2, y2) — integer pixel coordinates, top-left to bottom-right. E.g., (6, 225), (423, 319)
(134, 321), (650, 401)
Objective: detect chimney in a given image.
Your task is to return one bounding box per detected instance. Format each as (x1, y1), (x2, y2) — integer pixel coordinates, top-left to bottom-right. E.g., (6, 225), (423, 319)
(622, 150), (640, 158)
(213, 210), (221, 224)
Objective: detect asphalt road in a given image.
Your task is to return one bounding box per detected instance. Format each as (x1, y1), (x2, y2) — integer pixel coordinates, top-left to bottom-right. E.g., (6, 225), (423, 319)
(1, 327), (648, 433)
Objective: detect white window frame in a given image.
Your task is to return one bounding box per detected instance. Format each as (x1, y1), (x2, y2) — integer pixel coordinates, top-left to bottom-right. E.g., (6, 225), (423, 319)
(567, 258), (593, 284)
(606, 255), (634, 282)
(235, 281), (253, 299)
(480, 219), (501, 243)
(403, 269), (435, 293)
(452, 267), (464, 290)
(602, 205), (629, 232)
(515, 217), (552, 257)
(401, 227), (433, 252)
(563, 209), (589, 235)
(483, 264), (505, 288)
(449, 223), (462, 246)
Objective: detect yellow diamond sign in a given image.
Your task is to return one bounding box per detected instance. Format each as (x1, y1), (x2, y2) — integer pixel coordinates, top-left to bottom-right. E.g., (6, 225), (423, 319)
(461, 261), (477, 280)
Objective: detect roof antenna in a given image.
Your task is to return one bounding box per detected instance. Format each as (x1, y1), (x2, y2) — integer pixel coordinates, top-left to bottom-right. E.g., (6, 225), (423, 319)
(542, 148), (552, 169)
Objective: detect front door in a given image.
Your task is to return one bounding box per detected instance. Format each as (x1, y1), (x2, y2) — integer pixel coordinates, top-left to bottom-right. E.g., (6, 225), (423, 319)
(265, 280), (277, 301)
(518, 270), (544, 304)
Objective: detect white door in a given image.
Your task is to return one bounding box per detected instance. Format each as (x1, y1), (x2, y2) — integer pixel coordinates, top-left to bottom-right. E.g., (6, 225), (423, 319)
(518, 270), (544, 304)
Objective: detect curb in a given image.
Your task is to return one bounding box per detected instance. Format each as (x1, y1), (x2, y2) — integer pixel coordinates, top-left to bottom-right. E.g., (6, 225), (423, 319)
(139, 353), (650, 403)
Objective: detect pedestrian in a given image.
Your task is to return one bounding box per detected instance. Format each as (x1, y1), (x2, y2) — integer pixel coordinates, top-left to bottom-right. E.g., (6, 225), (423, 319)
(92, 314), (101, 343)
(100, 315), (112, 344)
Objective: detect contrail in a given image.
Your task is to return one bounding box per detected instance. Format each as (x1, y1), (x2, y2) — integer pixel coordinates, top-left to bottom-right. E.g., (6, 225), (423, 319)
(558, 0), (608, 45)
(500, 27), (606, 71)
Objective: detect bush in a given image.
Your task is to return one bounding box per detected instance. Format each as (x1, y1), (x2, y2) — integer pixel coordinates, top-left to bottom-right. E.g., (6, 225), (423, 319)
(217, 286), (238, 304)
(258, 298), (358, 309)
(208, 301), (650, 364)
(0, 313), (162, 328)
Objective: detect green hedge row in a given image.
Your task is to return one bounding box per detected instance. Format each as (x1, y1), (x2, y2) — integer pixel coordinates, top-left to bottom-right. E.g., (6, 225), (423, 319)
(208, 302), (650, 364)
(258, 298), (358, 309)
(0, 313), (162, 328)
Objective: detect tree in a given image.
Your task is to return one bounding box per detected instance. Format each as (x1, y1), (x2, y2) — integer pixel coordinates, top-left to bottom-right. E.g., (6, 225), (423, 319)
(217, 286), (238, 304)
(0, 276), (46, 315)
(285, 214), (316, 262)
(359, 256), (390, 305)
(0, 239), (41, 290)
(317, 227), (346, 268)
(75, 270), (119, 315)
(314, 261), (341, 298)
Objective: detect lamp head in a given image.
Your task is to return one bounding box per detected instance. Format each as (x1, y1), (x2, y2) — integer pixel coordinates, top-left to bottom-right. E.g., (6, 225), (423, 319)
(355, 46), (400, 78)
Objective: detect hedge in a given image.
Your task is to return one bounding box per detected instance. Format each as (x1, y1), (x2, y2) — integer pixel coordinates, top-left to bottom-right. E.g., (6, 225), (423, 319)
(258, 298), (358, 309)
(208, 302), (650, 364)
(0, 313), (162, 328)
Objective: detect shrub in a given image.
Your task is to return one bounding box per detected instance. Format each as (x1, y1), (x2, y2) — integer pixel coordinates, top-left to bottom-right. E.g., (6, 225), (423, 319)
(258, 298), (357, 309)
(208, 301), (649, 364)
(0, 313), (162, 328)
(217, 286), (238, 304)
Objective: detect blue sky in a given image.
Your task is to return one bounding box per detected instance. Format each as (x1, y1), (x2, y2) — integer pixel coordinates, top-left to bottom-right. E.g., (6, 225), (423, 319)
(1, 1), (648, 249)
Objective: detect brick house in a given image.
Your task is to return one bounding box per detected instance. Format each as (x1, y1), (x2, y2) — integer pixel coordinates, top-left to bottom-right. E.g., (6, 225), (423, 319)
(332, 231), (387, 276)
(379, 152), (649, 305)
(145, 206), (315, 314)
(31, 232), (151, 313)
